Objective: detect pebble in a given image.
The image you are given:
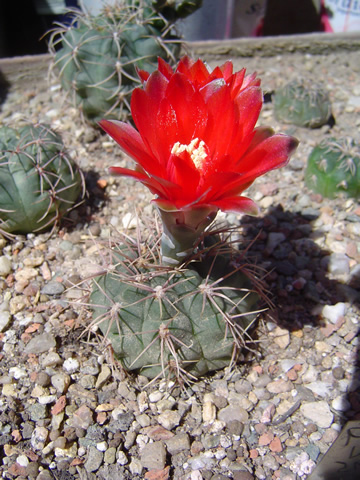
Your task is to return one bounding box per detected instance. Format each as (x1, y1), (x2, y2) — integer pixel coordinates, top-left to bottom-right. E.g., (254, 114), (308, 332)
(0, 311), (12, 331)
(165, 433), (190, 454)
(218, 405), (249, 424)
(0, 256), (12, 276)
(140, 441), (167, 470)
(84, 446), (103, 472)
(24, 333), (56, 354)
(157, 410), (181, 431)
(331, 395), (351, 412)
(300, 401), (334, 428)
(327, 253), (350, 275)
(322, 303), (346, 324)
(51, 373), (71, 394)
(63, 357), (80, 374)
(41, 281), (65, 295)
(95, 365), (111, 389)
(31, 426), (48, 451)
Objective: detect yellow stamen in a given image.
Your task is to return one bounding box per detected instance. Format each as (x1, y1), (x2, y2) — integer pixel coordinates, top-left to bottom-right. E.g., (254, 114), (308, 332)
(171, 138), (208, 171)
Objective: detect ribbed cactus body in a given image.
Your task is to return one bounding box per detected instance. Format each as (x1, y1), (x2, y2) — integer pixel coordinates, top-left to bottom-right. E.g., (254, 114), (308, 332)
(0, 123), (83, 235)
(90, 237), (260, 379)
(274, 79), (332, 128)
(49, 1), (201, 125)
(305, 138), (360, 199)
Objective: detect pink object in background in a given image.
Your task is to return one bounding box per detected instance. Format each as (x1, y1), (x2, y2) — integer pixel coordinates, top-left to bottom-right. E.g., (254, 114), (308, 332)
(321, 0), (360, 32)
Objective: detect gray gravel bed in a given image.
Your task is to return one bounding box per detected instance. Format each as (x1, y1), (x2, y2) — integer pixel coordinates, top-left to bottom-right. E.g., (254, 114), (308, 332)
(0, 49), (359, 480)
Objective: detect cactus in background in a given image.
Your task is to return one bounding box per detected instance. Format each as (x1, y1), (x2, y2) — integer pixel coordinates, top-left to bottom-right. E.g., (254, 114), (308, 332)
(89, 227), (263, 380)
(305, 137), (360, 199)
(0, 123), (84, 236)
(48, 0), (202, 125)
(274, 78), (332, 128)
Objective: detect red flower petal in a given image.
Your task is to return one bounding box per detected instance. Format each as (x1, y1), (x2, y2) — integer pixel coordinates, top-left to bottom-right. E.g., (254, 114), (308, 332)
(209, 196), (260, 215)
(102, 56), (298, 219)
(99, 120), (162, 176)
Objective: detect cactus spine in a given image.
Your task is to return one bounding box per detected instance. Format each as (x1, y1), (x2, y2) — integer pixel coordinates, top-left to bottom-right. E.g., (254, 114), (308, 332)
(49, 0), (202, 125)
(305, 137), (360, 199)
(0, 123), (84, 235)
(89, 227), (263, 380)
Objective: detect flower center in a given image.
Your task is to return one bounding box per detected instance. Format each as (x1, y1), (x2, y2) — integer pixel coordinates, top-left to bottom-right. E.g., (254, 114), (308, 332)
(171, 138), (208, 171)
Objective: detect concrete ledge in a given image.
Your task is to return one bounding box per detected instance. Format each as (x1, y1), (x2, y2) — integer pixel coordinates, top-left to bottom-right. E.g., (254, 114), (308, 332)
(184, 31), (360, 58)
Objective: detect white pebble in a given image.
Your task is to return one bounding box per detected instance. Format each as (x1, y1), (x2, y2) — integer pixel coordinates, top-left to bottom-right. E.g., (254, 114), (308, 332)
(63, 358), (79, 374)
(322, 302), (346, 324)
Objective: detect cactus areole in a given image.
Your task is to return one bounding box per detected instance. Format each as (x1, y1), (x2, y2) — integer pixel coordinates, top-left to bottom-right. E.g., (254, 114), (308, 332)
(100, 56), (298, 265)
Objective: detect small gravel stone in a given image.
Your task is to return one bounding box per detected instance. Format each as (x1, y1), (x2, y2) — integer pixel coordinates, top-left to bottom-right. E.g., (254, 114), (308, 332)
(165, 433), (190, 454)
(84, 446), (103, 472)
(218, 405), (248, 424)
(95, 365), (111, 389)
(51, 373), (70, 394)
(0, 256), (12, 276)
(41, 281), (65, 295)
(63, 357), (80, 374)
(140, 441), (167, 470)
(24, 333), (56, 354)
(300, 401), (334, 428)
(0, 311), (11, 332)
(157, 410), (181, 430)
(322, 303), (346, 323)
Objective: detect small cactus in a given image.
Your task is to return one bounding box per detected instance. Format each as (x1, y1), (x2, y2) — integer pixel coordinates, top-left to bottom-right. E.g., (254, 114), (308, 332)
(89, 227), (263, 380)
(0, 123), (84, 236)
(49, 0), (201, 125)
(274, 78), (332, 128)
(305, 137), (360, 199)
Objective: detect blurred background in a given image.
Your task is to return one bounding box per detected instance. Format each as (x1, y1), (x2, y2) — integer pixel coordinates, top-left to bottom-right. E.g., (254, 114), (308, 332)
(0, 0), (359, 58)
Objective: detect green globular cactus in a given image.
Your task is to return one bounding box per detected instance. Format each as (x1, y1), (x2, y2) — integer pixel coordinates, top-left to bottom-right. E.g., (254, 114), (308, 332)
(305, 137), (360, 199)
(49, 0), (202, 125)
(274, 78), (332, 128)
(89, 231), (262, 380)
(0, 123), (84, 236)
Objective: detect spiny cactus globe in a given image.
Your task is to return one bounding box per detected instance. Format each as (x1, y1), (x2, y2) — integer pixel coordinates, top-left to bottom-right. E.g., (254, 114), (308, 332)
(49, 0), (202, 125)
(274, 78), (332, 128)
(0, 123), (84, 236)
(305, 137), (360, 199)
(89, 228), (263, 380)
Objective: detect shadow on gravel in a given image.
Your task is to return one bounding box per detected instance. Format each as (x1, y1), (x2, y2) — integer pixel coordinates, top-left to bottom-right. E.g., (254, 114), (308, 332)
(239, 203), (360, 426)
(239, 204), (359, 326)
(60, 169), (108, 233)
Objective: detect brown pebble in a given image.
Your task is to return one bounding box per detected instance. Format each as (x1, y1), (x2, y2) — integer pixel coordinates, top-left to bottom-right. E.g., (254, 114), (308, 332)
(233, 472), (255, 480)
(258, 432), (274, 446)
(269, 436), (282, 452)
(249, 448), (259, 459)
(35, 372), (51, 387)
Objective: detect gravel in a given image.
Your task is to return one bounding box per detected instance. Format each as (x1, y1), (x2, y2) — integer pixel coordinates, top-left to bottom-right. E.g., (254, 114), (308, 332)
(0, 45), (359, 480)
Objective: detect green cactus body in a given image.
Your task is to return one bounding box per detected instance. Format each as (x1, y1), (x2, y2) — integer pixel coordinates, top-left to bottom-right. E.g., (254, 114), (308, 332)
(49, 0), (201, 125)
(274, 79), (332, 128)
(0, 123), (84, 235)
(90, 235), (261, 380)
(305, 137), (360, 199)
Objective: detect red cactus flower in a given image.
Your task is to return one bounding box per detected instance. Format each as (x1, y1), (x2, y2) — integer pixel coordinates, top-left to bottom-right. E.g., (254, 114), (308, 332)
(100, 56), (298, 216)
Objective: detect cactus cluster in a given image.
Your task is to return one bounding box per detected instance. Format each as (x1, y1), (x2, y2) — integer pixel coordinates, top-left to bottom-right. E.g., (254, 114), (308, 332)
(89, 227), (263, 381)
(49, 0), (202, 125)
(274, 78), (332, 128)
(0, 123), (84, 236)
(305, 137), (360, 199)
